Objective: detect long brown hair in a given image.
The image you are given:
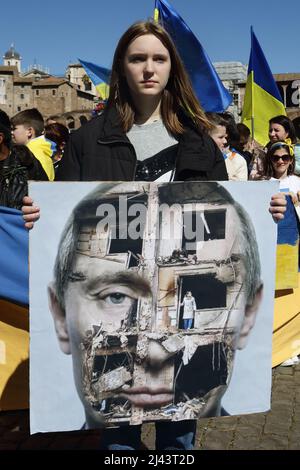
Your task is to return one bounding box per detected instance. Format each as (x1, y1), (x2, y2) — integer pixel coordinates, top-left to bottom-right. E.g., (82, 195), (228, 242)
(107, 21), (211, 135)
(264, 142), (295, 178)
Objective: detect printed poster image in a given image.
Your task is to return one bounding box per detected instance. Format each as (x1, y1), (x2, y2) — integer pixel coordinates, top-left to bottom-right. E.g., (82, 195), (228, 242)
(29, 181), (278, 432)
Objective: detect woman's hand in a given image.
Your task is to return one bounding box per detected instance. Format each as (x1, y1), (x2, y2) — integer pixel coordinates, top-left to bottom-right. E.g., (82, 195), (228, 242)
(286, 191), (298, 205)
(22, 196), (40, 229)
(269, 193), (287, 223)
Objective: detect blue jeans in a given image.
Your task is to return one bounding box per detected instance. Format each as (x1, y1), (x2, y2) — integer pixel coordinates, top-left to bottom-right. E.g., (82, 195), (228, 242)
(101, 420), (197, 450)
(183, 318), (193, 329)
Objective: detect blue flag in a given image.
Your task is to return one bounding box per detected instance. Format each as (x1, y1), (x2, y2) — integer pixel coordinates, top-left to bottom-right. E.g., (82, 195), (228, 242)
(0, 206), (29, 306)
(78, 59), (111, 99)
(154, 0), (232, 112)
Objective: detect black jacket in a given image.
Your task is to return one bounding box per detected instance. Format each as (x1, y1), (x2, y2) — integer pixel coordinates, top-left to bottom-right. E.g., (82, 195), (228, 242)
(56, 107), (228, 182)
(0, 146), (48, 210)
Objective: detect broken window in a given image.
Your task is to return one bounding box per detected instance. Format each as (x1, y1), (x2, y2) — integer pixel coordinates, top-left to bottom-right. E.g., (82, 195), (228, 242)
(204, 209), (226, 240)
(108, 214), (144, 255)
(107, 197), (147, 257)
(173, 342), (229, 404)
(178, 274), (227, 327)
(182, 209), (226, 253)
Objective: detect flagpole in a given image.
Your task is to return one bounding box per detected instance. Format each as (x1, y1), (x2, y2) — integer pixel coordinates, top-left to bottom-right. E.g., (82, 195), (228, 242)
(154, 0), (159, 22)
(250, 26), (255, 141)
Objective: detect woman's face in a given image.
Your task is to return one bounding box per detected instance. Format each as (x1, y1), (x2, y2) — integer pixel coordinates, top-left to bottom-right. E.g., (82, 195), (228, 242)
(271, 147), (292, 179)
(269, 123), (289, 143)
(123, 34), (171, 101)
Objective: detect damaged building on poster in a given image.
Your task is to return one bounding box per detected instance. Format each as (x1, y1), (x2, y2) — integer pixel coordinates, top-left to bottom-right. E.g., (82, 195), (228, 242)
(73, 182), (248, 425)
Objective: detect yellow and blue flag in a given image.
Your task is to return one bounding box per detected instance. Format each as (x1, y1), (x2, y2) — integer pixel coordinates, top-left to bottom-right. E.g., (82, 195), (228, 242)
(242, 27), (286, 146)
(154, 0), (232, 112)
(0, 206), (28, 306)
(78, 59), (111, 100)
(275, 196), (300, 290)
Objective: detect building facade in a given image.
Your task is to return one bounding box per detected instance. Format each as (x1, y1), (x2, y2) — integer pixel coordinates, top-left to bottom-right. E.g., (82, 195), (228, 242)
(66, 63), (98, 96)
(0, 46), (97, 128)
(213, 62), (248, 120)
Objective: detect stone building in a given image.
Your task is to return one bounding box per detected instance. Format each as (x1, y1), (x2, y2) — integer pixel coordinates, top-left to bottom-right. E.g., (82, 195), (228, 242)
(274, 73), (300, 138)
(66, 63), (98, 96)
(3, 44), (22, 72)
(0, 46), (97, 128)
(213, 62), (248, 120)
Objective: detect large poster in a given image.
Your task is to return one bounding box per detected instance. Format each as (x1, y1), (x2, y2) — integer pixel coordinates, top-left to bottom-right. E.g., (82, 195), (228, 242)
(29, 181), (278, 433)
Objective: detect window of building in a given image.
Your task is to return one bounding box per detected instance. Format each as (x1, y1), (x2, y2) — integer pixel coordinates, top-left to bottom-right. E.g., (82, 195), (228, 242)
(179, 274), (227, 310)
(182, 209), (226, 254)
(52, 90), (56, 96)
(36, 90), (39, 96)
(233, 92), (239, 107)
(108, 214), (144, 257)
(17, 106), (21, 111)
(20, 94), (24, 99)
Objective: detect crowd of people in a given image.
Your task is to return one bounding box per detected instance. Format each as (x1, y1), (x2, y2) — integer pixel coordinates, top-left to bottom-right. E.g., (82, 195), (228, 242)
(1, 97), (300, 211)
(0, 18), (298, 450)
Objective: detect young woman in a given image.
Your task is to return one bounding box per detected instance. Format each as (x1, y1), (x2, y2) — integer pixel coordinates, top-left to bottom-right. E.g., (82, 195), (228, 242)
(55, 21), (227, 183)
(268, 115), (297, 147)
(264, 141), (300, 200)
(250, 115), (297, 180)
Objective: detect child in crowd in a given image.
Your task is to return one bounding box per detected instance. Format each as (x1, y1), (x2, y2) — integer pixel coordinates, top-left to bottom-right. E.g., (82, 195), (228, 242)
(11, 108), (56, 181)
(207, 112), (248, 180)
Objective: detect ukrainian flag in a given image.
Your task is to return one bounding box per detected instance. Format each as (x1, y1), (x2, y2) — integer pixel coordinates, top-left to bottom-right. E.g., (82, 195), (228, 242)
(273, 197), (300, 367)
(79, 59), (111, 100)
(154, 0), (232, 112)
(242, 27), (286, 146)
(0, 206), (29, 410)
(275, 196), (299, 290)
(0, 206), (28, 306)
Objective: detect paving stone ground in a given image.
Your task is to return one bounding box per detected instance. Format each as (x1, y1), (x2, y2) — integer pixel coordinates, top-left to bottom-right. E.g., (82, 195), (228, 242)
(0, 363), (299, 450)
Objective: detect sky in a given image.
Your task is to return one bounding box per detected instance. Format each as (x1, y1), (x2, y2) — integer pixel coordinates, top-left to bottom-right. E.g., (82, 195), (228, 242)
(1, 0), (300, 77)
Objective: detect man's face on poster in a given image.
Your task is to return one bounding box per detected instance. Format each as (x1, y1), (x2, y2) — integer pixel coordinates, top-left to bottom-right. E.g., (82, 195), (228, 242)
(49, 187), (261, 427)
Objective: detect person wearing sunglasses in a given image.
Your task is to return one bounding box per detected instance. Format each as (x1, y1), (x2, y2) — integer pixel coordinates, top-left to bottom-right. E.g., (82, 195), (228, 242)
(264, 141), (300, 202)
(250, 115), (298, 181)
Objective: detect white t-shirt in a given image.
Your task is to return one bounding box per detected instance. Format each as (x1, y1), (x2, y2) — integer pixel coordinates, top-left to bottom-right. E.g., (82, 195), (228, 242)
(127, 120), (178, 182)
(271, 174), (300, 220)
(271, 174), (300, 193)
